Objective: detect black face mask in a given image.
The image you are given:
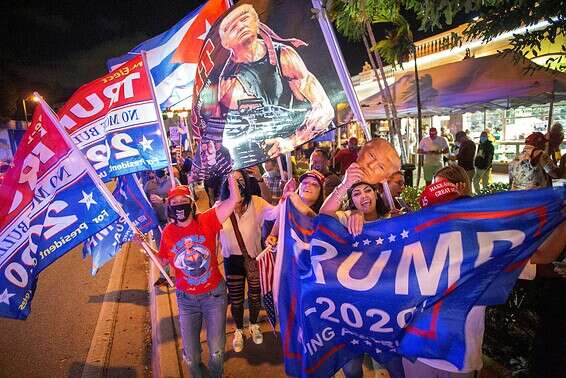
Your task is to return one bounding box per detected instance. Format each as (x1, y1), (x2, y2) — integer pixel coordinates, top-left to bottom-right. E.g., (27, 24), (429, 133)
(155, 170), (166, 179)
(169, 203), (193, 222)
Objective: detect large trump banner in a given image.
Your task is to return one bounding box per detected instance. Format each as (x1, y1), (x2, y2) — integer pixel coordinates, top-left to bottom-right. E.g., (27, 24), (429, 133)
(275, 187), (566, 377)
(0, 102), (120, 319)
(190, 0), (351, 179)
(58, 56), (168, 181)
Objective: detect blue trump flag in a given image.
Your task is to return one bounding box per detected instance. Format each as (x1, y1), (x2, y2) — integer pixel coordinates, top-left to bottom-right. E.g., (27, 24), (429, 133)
(275, 186), (566, 377)
(0, 101), (120, 320)
(83, 174), (158, 275)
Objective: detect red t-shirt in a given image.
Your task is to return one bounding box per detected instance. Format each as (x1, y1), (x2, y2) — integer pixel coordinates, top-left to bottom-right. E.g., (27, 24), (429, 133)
(158, 208), (223, 295)
(334, 148), (358, 174)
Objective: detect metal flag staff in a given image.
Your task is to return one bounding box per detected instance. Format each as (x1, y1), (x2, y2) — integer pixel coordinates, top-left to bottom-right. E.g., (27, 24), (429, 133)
(38, 93), (175, 287)
(310, 0), (396, 210)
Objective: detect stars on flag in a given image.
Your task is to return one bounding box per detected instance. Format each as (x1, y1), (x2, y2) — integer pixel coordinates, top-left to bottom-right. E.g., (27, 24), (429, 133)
(350, 339), (359, 345)
(352, 229), (411, 247)
(197, 20), (212, 41)
(140, 135), (154, 151)
(0, 289), (15, 305)
(78, 191), (98, 210)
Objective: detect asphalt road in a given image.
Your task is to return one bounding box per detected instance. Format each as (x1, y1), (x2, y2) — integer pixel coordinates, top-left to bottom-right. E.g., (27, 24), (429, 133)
(0, 245), (114, 377)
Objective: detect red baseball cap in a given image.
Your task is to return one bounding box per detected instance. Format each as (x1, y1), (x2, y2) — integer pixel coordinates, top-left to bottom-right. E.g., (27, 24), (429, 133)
(167, 185), (194, 201)
(299, 170), (325, 186)
(419, 179), (460, 208)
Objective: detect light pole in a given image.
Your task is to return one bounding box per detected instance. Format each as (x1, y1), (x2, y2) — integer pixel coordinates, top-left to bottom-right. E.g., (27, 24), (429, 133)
(21, 94), (41, 122)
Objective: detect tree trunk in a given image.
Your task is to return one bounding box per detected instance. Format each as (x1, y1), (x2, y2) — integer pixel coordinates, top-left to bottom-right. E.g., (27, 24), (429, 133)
(413, 46), (423, 187)
(362, 34), (394, 144)
(365, 21), (407, 163)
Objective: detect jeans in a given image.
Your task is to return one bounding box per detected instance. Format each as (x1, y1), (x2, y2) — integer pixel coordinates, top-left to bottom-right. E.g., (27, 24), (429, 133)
(176, 281), (228, 378)
(472, 167), (491, 194)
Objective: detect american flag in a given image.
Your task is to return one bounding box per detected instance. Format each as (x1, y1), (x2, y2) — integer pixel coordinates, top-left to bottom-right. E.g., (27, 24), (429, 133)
(257, 247), (277, 330)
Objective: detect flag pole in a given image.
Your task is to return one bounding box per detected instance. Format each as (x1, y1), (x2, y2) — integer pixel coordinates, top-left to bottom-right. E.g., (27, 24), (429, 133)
(140, 51), (177, 189)
(37, 93), (175, 287)
(311, 0), (370, 142)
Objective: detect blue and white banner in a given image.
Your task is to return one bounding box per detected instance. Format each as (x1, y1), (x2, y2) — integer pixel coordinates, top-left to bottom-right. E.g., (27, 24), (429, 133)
(107, 0), (230, 110)
(275, 187), (566, 377)
(57, 56), (169, 181)
(83, 174), (158, 275)
(0, 102), (120, 319)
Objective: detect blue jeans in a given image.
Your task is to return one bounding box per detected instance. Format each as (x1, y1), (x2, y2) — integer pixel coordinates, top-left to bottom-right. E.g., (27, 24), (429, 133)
(176, 281), (228, 378)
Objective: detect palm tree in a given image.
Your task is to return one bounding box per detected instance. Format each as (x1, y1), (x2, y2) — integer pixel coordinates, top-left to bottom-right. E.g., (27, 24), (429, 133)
(326, 0), (407, 163)
(373, 13), (424, 186)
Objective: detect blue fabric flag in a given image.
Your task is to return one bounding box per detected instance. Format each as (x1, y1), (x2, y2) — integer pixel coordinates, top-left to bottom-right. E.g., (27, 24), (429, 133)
(275, 186), (566, 377)
(83, 174), (158, 275)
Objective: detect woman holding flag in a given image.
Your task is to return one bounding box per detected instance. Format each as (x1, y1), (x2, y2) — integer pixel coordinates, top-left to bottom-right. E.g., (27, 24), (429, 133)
(154, 174), (240, 378)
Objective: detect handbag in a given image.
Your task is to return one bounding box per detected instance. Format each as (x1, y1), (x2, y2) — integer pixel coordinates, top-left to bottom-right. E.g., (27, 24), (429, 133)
(229, 213), (259, 276)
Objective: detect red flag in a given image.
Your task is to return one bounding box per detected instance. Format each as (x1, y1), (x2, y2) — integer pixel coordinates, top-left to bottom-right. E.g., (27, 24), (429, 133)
(172, 0), (231, 64)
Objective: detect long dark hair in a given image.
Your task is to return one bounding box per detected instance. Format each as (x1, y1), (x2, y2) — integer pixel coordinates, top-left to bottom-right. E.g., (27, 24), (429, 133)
(220, 169), (253, 212)
(347, 182), (389, 218)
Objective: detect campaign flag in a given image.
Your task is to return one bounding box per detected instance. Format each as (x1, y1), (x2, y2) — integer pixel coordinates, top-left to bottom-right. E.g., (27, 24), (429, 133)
(189, 0), (351, 180)
(0, 102), (120, 320)
(57, 56), (169, 181)
(107, 0), (230, 110)
(257, 248), (277, 330)
(275, 187), (566, 377)
(83, 174), (158, 275)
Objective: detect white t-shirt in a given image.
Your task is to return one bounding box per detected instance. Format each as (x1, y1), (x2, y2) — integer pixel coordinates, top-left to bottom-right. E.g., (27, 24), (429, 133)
(419, 136), (449, 165)
(418, 305), (486, 373)
(219, 195), (278, 258)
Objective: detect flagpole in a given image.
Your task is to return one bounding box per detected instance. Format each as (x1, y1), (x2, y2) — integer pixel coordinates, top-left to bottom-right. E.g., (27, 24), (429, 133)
(140, 51), (177, 189)
(37, 94), (175, 287)
(311, 0), (371, 142)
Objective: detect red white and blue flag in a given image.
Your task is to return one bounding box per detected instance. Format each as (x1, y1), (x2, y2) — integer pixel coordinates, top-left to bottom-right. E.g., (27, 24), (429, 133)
(0, 101), (120, 320)
(107, 0), (230, 110)
(275, 187), (566, 377)
(257, 247), (277, 330)
(57, 56), (169, 181)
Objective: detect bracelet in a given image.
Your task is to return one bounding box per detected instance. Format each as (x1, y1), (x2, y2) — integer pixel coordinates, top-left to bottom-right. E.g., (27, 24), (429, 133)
(334, 183), (348, 199)
(257, 178), (264, 183)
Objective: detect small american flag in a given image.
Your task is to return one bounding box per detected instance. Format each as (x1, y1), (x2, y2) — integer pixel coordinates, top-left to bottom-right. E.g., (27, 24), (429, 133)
(257, 247), (277, 330)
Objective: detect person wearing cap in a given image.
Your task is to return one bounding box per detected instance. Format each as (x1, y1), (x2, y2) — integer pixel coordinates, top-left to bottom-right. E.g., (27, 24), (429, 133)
(217, 169), (279, 353)
(546, 122), (564, 164)
(156, 175), (240, 378)
(473, 131), (494, 194)
(508, 132), (566, 191)
(215, 3), (334, 159)
(418, 127), (449, 185)
(144, 169), (179, 247)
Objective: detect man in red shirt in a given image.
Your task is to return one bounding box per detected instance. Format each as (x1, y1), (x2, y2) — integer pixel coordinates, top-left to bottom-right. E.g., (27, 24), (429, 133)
(333, 137), (359, 175)
(157, 175), (239, 378)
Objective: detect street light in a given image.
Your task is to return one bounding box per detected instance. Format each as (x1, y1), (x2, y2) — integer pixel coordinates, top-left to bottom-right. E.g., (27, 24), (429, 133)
(22, 94), (41, 122)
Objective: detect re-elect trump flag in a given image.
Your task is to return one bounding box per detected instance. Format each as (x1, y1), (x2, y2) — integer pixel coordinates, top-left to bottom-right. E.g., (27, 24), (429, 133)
(83, 174), (157, 275)
(107, 0), (230, 110)
(275, 187), (566, 377)
(189, 0), (351, 179)
(0, 102), (120, 320)
(57, 56), (168, 181)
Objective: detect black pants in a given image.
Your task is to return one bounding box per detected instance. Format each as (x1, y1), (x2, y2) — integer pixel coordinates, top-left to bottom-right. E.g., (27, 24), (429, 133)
(224, 255), (261, 329)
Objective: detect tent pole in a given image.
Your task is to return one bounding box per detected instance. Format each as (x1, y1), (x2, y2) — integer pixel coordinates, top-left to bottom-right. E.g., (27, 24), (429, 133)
(547, 90), (555, 132)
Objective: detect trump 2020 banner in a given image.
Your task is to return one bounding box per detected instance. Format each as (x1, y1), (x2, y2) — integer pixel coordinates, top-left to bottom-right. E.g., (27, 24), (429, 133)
(57, 55), (168, 181)
(83, 174), (158, 275)
(0, 103), (120, 320)
(190, 0), (350, 179)
(275, 187), (566, 377)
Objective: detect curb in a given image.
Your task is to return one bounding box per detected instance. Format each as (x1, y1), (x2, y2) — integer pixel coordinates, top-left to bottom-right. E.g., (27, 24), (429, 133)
(82, 242), (131, 378)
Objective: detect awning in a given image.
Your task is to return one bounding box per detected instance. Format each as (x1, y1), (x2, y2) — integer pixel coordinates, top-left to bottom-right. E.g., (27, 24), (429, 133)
(361, 53), (566, 119)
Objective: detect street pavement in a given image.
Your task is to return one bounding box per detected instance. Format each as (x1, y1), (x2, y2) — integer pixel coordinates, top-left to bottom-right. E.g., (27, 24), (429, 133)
(0, 241), (151, 377)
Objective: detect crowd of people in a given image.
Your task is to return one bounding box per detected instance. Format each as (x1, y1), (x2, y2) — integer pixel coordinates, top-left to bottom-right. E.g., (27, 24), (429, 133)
(136, 123), (565, 378)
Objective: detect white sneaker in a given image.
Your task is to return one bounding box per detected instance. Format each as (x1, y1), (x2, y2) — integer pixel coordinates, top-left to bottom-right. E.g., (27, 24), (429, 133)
(233, 328), (244, 352)
(249, 323), (263, 345)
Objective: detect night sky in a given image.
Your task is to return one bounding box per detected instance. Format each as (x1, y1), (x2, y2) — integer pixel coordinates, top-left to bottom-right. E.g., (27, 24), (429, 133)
(0, 0), (461, 120)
